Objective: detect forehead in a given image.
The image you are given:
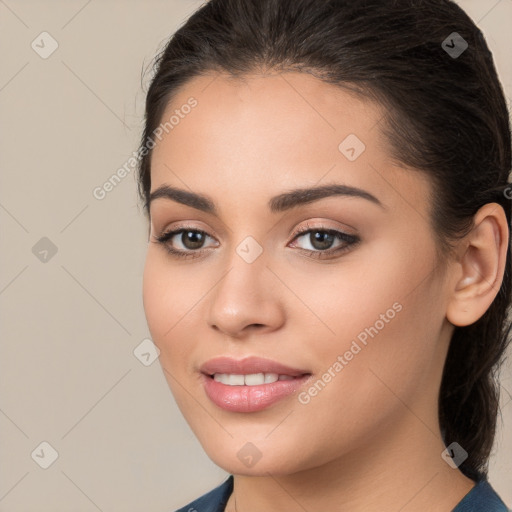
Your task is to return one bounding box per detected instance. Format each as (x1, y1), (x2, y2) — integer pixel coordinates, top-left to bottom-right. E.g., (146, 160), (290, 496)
(155, 71), (384, 150)
(151, 71), (383, 175)
(149, 71), (433, 220)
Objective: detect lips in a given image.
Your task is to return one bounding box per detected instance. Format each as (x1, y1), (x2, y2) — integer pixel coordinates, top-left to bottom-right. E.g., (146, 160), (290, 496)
(199, 356), (312, 412)
(200, 356), (310, 377)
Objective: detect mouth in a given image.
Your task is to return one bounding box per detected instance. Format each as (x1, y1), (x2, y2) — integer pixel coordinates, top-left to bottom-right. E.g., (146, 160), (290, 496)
(199, 356), (312, 412)
(199, 355), (310, 378)
(205, 372), (309, 385)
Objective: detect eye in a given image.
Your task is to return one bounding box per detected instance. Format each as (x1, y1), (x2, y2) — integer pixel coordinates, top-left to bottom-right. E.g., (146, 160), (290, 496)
(153, 226), (218, 259)
(288, 222), (359, 259)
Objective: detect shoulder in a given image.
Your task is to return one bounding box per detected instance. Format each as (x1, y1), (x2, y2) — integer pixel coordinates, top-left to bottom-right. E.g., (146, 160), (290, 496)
(173, 475), (234, 512)
(453, 478), (511, 512)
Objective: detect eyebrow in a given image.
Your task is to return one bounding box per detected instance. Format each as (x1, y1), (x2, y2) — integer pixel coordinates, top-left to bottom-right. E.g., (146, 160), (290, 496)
(148, 183), (384, 215)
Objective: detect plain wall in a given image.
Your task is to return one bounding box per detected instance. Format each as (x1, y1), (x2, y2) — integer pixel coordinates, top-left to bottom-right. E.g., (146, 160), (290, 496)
(0, 0), (510, 510)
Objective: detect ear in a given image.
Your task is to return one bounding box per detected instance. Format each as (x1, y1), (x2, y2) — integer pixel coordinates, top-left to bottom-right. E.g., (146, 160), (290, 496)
(446, 203), (509, 327)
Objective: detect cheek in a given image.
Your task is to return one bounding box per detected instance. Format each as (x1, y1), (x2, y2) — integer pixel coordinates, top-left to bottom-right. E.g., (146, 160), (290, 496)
(142, 251), (198, 362)
(302, 237), (443, 405)
(142, 254), (169, 341)
(289, 298), (439, 465)
(143, 250), (193, 332)
(142, 253), (203, 415)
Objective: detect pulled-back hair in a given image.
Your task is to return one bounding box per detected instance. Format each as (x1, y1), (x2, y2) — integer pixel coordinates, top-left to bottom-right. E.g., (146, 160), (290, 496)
(137, 0), (512, 481)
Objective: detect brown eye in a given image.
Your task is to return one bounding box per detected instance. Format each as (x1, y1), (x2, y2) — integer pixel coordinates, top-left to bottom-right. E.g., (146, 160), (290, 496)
(290, 226), (359, 257)
(295, 228), (358, 251)
(154, 227), (218, 259)
(179, 230), (207, 250)
(305, 231), (337, 251)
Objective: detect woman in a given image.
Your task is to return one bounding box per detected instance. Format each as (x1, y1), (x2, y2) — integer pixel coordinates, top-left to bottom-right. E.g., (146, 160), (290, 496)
(137, 0), (512, 510)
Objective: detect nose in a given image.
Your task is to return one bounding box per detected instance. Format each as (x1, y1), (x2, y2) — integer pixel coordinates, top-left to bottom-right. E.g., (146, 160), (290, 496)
(206, 249), (286, 339)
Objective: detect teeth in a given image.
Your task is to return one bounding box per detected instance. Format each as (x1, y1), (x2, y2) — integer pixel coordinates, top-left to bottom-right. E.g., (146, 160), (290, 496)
(212, 373), (298, 386)
(226, 374), (245, 386)
(265, 373), (279, 383)
(245, 373), (270, 385)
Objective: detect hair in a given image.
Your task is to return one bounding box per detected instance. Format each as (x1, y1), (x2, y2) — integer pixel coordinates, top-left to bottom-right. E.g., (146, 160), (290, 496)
(137, 0), (512, 481)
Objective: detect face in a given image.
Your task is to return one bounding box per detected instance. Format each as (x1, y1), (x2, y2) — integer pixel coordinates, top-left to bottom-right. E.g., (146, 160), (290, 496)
(143, 71), (455, 476)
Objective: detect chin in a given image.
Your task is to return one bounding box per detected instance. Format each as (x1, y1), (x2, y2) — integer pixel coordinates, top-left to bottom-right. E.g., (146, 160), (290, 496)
(196, 434), (319, 477)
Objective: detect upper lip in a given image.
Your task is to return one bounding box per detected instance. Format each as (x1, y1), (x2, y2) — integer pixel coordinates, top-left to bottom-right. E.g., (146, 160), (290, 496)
(200, 356), (310, 377)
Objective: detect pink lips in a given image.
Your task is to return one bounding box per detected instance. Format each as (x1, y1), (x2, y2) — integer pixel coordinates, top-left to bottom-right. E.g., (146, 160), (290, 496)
(200, 356), (309, 377)
(200, 356), (312, 413)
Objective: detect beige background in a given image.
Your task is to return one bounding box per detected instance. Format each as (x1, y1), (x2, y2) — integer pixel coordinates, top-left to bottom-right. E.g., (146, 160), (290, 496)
(0, 1), (510, 510)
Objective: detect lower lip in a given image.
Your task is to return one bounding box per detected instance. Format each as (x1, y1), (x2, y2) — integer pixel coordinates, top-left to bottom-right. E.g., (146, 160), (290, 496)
(201, 373), (311, 413)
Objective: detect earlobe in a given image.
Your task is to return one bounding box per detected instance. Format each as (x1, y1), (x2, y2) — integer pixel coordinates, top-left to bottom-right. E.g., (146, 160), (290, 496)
(446, 203), (509, 327)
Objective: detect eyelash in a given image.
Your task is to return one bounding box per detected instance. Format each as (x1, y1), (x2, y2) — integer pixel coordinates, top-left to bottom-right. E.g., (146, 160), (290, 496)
(153, 222), (360, 261)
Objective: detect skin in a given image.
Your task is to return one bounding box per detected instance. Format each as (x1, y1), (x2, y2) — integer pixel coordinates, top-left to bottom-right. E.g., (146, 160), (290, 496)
(142, 71), (509, 511)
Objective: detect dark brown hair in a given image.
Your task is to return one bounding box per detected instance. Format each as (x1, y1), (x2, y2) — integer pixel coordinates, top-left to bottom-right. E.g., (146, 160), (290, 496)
(137, 0), (512, 481)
